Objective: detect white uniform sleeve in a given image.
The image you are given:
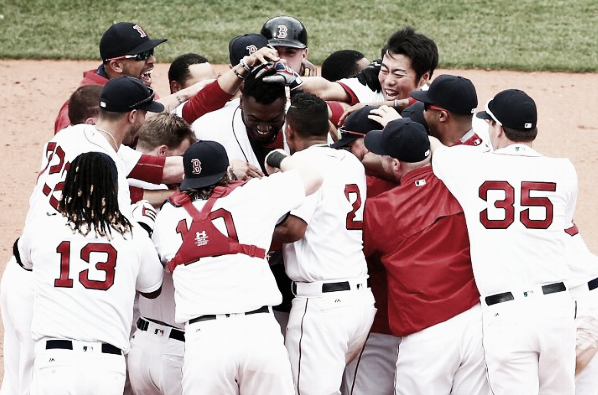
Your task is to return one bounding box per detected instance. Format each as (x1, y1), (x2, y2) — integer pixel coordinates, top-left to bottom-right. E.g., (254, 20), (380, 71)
(120, 145), (143, 177)
(17, 231), (33, 270)
(135, 234), (164, 294)
(337, 77), (385, 103)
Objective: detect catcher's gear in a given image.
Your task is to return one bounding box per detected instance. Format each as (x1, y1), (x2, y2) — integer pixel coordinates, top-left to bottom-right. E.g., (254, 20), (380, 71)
(131, 199), (157, 236)
(261, 16), (308, 49)
(356, 59), (382, 92)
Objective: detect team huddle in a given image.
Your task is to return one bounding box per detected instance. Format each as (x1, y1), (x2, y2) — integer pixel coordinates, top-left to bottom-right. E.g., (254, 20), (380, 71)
(1, 14), (597, 395)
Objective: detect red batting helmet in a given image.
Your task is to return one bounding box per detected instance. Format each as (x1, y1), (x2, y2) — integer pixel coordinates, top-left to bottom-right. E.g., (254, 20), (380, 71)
(260, 16), (308, 49)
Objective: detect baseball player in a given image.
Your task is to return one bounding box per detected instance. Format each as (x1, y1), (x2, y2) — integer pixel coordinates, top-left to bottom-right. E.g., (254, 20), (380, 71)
(321, 49), (370, 82)
(330, 107), (400, 395)
(260, 15), (317, 76)
(55, 22), (167, 133)
(151, 139), (323, 394)
(126, 113), (196, 395)
(18, 152), (163, 395)
(431, 89), (577, 394)
(562, 225), (598, 395)
(273, 93), (376, 394)
(0, 77), (164, 395)
(299, 27), (438, 109)
(167, 53), (217, 94)
(411, 74), (489, 148)
(363, 119), (489, 395)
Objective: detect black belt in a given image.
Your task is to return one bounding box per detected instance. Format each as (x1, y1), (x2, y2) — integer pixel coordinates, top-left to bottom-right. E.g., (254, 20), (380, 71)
(46, 339), (121, 355)
(588, 277), (598, 291)
(292, 279), (370, 294)
(189, 305), (269, 325)
(485, 282), (566, 306)
(136, 317), (185, 342)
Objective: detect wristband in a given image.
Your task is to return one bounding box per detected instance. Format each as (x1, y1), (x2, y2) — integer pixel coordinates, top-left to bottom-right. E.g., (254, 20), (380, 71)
(266, 150), (288, 168)
(233, 67), (245, 80)
(240, 57), (252, 72)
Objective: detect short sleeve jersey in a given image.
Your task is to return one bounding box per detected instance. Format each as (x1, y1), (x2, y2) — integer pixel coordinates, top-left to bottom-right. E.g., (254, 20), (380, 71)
(152, 171), (306, 323)
(283, 146), (368, 282)
(19, 213), (163, 353)
(433, 144), (577, 295)
(25, 124), (133, 227)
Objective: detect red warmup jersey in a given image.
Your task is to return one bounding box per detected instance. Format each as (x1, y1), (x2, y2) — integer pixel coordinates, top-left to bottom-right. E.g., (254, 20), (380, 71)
(363, 166), (480, 337)
(365, 175), (396, 335)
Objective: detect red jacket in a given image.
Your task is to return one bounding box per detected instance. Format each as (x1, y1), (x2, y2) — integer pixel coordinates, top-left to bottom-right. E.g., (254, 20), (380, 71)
(363, 166), (479, 336)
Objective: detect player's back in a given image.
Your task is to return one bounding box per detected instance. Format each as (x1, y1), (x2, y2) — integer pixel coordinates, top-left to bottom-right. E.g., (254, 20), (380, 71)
(20, 213), (163, 353)
(283, 146), (368, 282)
(433, 144), (577, 295)
(26, 125), (132, 225)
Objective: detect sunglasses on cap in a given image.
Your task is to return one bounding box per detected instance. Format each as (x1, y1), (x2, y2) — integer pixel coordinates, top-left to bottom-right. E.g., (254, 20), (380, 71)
(106, 48), (154, 62)
(128, 87), (155, 110)
(423, 103), (448, 112)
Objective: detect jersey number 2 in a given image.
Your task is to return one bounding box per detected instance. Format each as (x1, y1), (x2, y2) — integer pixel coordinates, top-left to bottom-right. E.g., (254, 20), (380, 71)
(479, 181), (555, 229)
(54, 241), (116, 290)
(344, 184), (363, 230)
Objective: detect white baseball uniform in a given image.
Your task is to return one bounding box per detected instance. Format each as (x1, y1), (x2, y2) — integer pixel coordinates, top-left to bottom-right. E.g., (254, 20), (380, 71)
(282, 145), (376, 395)
(152, 171), (308, 395)
(562, 226), (598, 395)
(191, 98), (290, 165)
(18, 207), (163, 395)
(433, 143), (577, 395)
(1, 124), (138, 395)
(127, 185), (184, 395)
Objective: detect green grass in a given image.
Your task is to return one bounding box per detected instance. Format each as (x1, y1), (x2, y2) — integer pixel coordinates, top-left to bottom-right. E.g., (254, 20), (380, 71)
(1, 0), (597, 71)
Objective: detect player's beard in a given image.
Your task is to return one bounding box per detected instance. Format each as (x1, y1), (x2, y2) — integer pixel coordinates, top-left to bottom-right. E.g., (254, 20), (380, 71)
(122, 113), (146, 148)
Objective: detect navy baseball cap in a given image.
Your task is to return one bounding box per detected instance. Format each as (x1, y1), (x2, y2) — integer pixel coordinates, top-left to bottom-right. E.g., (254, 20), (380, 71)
(476, 89), (537, 130)
(400, 101), (430, 134)
(411, 74), (477, 115)
(99, 77), (164, 113)
(229, 34), (269, 66)
(180, 140), (230, 190)
(100, 22), (167, 62)
(364, 118), (431, 163)
(331, 106), (382, 149)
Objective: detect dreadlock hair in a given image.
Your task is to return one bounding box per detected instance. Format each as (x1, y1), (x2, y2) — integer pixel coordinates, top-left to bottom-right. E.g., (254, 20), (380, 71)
(58, 152), (132, 239)
(184, 173), (234, 201)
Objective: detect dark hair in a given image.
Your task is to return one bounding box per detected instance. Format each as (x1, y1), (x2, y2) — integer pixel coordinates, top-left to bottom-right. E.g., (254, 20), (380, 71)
(68, 85), (103, 125)
(381, 27), (438, 82)
(488, 120), (537, 142)
(321, 49), (366, 81)
(59, 152), (132, 238)
(136, 113), (196, 152)
(242, 68), (287, 105)
(184, 173), (233, 201)
(168, 53), (210, 86)
(286, 92), (329, 138)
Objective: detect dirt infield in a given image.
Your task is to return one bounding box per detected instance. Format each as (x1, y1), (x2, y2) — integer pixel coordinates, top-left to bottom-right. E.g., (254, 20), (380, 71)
(0, 59), (597, 381)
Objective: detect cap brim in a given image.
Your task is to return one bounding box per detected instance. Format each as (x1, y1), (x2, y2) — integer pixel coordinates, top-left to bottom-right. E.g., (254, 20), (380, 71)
(267, 39), (306, 49)
(363, 129), (386, 155)
(180, 170), (227, 191)
(475, 111), (492, 120)
(127, 38), (167, 56)
(137, 101), (165, 113)
(330, 135), (358, 149)
(410, 90), (432, 104)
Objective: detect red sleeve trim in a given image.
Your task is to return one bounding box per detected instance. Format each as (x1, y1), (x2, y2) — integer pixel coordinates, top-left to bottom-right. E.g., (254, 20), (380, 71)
(327, 101), (344, 127)
(181, 80), (233, 124)
(565, 224), (579, 236)
(129, 186), (144, 204)
(336, 82), (360, 106)
(128, 154), (165, 184)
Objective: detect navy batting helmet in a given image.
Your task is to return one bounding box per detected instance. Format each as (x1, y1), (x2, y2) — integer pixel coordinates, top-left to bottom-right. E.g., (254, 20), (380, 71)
(260, 16), (308, 49)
